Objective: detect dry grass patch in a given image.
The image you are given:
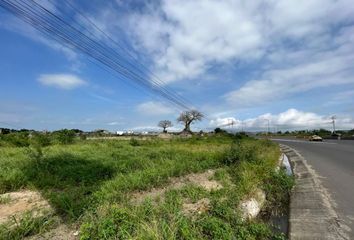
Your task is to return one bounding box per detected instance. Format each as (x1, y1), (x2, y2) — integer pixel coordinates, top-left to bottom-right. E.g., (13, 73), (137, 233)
(130, 169), (222, 204)
(26, 224), (79, 240)
(0, 190), (51, 225)
(182, 198), (211, 217)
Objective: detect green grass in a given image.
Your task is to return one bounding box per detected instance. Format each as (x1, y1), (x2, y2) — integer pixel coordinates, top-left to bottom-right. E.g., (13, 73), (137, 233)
(0, 135), (293, 239)
(0, 195), (11, 204)
(0, 213), (58, 240)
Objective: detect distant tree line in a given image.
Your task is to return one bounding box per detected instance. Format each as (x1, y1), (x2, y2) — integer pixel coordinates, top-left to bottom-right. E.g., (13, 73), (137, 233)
(272, 128), (354, 138)
(1, 109), (207, 146)
(0, 128), (82, 147)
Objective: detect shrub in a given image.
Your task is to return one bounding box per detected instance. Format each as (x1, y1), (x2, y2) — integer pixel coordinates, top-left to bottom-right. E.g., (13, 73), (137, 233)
(129, 138), (140, 147)
(31, 133), (51, 147)
(214, 127), (227, 134)
(53, 129), (76, 144)
(0, 132), (30, 147)
(79, 134), (87, 140)
(233, 132), (248, 140)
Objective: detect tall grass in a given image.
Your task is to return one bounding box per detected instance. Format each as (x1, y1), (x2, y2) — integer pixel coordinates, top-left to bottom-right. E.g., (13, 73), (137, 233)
(0, 135), (293, 239)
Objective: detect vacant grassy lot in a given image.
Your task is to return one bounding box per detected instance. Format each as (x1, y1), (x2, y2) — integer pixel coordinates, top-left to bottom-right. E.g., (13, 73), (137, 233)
(0, 135), (293, 239)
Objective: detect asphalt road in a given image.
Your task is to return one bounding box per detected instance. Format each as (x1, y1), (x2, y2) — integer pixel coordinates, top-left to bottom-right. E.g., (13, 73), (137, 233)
(272, 137), (354, 236)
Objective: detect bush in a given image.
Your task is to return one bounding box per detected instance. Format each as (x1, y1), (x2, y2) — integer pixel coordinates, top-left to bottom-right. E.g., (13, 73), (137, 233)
(0, 132), (30, 147)
(79, 134), (87, 140)
(214, 128), (227, 134)
(233, 132), (248, 140)
(53, 129), (76, 144)
(129, 138), (141, 147)
(31, 133), (51, 147)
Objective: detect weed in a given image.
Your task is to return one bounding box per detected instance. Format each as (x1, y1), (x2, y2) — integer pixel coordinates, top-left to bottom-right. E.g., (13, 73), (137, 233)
(263, 169), (295, 216)
(0, 213), (58, 240)
(0, 195), (11, 204)
(200, 217), (234, 239)
(222, 141), (258, 165)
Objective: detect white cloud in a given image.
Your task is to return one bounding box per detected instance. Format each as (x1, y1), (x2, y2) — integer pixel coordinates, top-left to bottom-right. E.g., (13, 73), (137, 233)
(131, 125), (182, 132)
(210, 109), (354, 130)
(107, 121), (122, 126)
(210, 117), (239, 127)
(38, 74), (87, 90)
(128, 0), (264, 83)
(2, 0), (354, 123)
(136, 101), (174, 116)
(125, 0), (354, 84)
(225, 26), (354, 106)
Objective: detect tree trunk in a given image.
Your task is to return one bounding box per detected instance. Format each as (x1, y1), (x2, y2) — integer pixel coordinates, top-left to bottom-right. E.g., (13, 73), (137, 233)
(184, 121), (191, 132)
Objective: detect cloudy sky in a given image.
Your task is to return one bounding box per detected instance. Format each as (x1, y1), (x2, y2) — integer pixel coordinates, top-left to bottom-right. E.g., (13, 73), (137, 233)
(1, 0), (354, 132)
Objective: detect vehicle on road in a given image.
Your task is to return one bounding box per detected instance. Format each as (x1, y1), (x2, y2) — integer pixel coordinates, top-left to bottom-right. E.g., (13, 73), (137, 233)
(309, 135), (323, 141)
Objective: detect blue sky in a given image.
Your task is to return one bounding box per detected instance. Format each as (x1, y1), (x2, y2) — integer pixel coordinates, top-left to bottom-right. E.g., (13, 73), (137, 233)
(1, 0), (354, 132)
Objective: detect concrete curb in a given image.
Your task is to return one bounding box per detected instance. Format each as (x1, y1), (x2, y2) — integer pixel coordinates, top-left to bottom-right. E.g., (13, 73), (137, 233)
(280, 144), (350, 240)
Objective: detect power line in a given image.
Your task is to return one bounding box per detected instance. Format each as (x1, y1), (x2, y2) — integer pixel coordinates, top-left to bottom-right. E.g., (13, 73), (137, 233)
(55, 0), (195, 109)
(0, 0), (193, 111)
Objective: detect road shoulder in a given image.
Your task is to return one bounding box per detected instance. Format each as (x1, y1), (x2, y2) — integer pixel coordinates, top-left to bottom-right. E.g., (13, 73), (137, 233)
(280, 144), (350, 240)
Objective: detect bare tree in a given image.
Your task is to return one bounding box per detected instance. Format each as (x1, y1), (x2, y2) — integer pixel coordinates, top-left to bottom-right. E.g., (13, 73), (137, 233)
(177, 110), (204, 133)
(158, 120), (173, 133)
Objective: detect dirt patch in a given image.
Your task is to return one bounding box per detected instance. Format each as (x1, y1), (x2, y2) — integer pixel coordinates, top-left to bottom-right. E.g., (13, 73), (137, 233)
(26, 224), (79, 240)
(131, 169), (222, 204)
(0, 190), (52, 224)
(186, 170), (222, 191)
(182, 198), (211, 217)
(158, 133), (173, 139)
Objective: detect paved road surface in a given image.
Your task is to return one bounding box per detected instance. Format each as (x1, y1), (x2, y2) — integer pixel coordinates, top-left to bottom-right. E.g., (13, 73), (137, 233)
(272, 138), (354, 237)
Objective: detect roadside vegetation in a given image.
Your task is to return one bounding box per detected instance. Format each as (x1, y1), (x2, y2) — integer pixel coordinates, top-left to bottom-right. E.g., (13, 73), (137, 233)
(0, 131), (293, 239)
(266, 128), (354, 139)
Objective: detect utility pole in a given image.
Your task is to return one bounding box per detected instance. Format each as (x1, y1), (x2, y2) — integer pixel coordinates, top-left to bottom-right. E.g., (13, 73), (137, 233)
(267, 119), (270, 136)
(228, 119), (233, 130)
(331, 116), (336, 134)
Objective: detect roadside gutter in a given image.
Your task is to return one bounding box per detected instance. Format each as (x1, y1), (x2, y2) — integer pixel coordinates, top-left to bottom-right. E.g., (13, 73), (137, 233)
(280, 144), (350, 240)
